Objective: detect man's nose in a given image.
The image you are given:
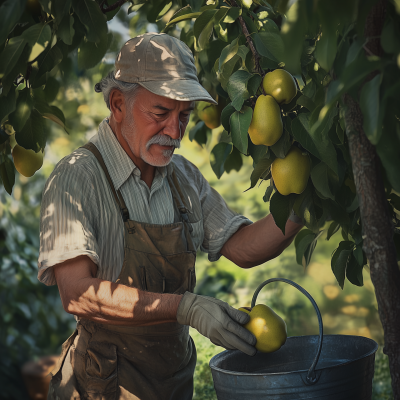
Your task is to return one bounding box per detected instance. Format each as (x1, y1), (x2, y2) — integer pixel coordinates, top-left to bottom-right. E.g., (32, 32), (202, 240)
(163, 116), (181, 140)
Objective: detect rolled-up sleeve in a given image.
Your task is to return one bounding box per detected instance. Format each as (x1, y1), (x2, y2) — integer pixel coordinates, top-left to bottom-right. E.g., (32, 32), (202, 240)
(198, 174), (253, 262)
(38, 162), (99, 286)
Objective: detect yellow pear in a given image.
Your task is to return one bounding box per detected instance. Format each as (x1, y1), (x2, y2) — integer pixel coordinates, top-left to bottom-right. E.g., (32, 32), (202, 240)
(12, 144), (44, 178)
(197, 102), (221, 130)
(238, 307), (251, 314)
(243, 304), (287, 353)
(262, 69), (297, 105)
(271, 146), (311, 195)
(248, 95), (283, 146)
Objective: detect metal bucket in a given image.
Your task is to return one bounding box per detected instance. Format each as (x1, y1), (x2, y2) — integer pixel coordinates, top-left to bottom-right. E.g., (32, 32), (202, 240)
(209, 278), (378, 399)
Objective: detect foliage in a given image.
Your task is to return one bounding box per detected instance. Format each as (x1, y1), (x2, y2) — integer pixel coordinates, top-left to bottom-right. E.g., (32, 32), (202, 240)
(0, 173), (76, 399)
(1, 0), (399, 291)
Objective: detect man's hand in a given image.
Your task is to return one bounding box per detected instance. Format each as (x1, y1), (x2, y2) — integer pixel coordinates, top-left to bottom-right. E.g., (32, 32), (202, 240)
(177, 292), (257, 356)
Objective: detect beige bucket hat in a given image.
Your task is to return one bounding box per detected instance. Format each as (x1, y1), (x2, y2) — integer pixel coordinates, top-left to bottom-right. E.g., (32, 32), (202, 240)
(114, 33), (217, 104)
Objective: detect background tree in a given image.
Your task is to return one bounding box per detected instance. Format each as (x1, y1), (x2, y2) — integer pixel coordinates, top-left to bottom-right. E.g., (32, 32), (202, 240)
(0, 0), (399, 396)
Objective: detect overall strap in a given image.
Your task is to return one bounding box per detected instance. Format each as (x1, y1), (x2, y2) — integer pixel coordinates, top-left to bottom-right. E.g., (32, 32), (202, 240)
(167, 170), (193, 233)
(79, 142), (130, 222)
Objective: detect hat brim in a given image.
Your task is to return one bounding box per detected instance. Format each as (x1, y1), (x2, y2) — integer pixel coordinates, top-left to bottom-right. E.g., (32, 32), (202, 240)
(138, 80), (218, 105)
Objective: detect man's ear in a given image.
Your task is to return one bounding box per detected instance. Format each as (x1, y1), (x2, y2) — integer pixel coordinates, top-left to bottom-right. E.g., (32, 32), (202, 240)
(110, 89), (125, 123)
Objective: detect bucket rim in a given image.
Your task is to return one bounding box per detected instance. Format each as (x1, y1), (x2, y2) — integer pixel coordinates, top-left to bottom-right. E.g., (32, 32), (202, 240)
(209, 334), (379, 377)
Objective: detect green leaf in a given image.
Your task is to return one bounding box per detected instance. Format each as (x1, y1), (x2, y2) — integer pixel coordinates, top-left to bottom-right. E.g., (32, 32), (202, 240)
(9, 88), (34, 132)
(189, 121), (209, 146)
(294, 229), (315, 266)
(223, 7), (241, 23)
(331, 240), (354, 289)
(270, 191), (296, 235)
(53, 0), (72, 23)
(0, 155), (15, 195)
(218, 56), (241, 91)
(389, 193), (400, 211)
(43, 77), (60, 103)
(38, 0), (52, 13)
(34, 97), (67, 131)
(249, 158), (273, 189)
(310, 107), (338, 174)
(270, 129), (291, 159)
(0, 0), (26, 46)
(15, 109), (46, 151)
(194, 9), (218, 51)
(325, 55), (382, 107)
(326, 220), (340, 240)
(227, 70), (252, 111)
(210, 142), (233, 179)
(21, 24), (51, 62)
(219, 38), (239, 70)
(221, 103), (236, 132)
(0, 89), (16, 125)
(263, 185), (274, 202)
(248, 140), (269, 164)
(296, 183), (318, 232)
(78, 32), (113, 69)
(380, 17), (400, 54)
(314, 28), (337, 72)
(0, 37), (27, 79)
(58, 14), (75, 46)
(280, 1), (307, 74)
(291, 114), (321, 159)
(311, 162), (335, 200)
(33, 44), (64, 86)
(253, 31), (284, 62)
(247, 74), (262, 96)
(73, 0), (108, 43)
(346, 254), (364, 286)
(224, 146), (243, 173)
(353, 244), (364, 267)
(359, 73), (383, 145)
(345, 38), (364, 67)
(230, 106), (252, 154)
(296, 94), (315, 111)
(165, 11), (202, 29)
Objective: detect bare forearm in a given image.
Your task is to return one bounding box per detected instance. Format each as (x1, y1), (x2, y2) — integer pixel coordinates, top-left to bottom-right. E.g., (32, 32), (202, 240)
(221, 214), (303, 268)
(60, 275), (182, 326)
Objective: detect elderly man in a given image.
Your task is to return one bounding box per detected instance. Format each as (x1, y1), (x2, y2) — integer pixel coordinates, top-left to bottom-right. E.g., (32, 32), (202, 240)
(38, 33), (302, 400)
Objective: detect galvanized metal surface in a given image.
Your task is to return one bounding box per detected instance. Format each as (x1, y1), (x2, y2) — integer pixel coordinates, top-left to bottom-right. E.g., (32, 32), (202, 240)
(209, 278), (378, 399)
(210, 335), (378, 399)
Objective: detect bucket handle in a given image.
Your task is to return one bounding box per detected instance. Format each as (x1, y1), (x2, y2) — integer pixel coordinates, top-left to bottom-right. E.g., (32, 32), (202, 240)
(251, 278), (323, 385)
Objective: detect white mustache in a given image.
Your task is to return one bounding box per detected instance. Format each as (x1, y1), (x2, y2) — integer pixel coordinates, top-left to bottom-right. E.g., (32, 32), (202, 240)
(146, 134), (181, 150)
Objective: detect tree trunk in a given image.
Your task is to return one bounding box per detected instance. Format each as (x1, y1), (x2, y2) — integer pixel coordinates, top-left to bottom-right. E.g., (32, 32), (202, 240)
(343, 0), (400, 396)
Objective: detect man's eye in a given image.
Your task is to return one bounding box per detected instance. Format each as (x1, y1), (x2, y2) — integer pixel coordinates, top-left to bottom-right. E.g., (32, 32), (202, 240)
(155, 113), (167, 117)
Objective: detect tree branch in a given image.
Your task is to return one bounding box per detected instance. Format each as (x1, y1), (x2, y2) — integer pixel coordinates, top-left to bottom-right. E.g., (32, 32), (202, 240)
(227, 0), (264, 76)
(100, 0), (127, 14)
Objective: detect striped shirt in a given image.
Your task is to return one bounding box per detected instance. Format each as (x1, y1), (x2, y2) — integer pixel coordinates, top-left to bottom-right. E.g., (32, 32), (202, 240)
(38, 119), (252, 286)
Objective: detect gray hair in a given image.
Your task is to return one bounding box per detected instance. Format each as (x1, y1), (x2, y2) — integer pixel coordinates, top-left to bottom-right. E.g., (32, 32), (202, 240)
(94, 70), (141, 110)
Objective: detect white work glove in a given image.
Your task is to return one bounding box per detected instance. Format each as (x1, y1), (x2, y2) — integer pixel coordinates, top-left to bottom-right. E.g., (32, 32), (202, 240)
(177, 291), (257, 356)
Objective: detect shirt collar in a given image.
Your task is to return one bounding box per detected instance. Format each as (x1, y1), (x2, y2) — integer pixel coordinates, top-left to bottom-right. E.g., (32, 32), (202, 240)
(95, 119), (171, 191)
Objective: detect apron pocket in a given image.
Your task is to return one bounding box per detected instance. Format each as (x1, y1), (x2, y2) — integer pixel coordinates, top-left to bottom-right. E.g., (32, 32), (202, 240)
(85, 341), (118, 399)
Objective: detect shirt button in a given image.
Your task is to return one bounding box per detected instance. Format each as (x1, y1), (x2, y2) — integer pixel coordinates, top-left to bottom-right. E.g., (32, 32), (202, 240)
(133, 169), (140, 177)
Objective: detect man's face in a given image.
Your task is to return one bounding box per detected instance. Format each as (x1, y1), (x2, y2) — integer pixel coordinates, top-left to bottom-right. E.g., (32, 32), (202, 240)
(120, 88), (195, 167)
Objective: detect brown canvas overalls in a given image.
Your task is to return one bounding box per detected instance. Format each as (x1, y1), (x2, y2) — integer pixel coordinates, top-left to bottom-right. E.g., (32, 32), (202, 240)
(48, 142), (200, 400)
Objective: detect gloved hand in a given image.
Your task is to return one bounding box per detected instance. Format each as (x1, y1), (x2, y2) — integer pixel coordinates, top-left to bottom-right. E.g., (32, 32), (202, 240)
(176, 291), (257, 356)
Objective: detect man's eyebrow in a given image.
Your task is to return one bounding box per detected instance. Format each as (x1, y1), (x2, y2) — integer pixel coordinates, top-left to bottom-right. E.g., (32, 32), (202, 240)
(152, 104), (195, 112)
